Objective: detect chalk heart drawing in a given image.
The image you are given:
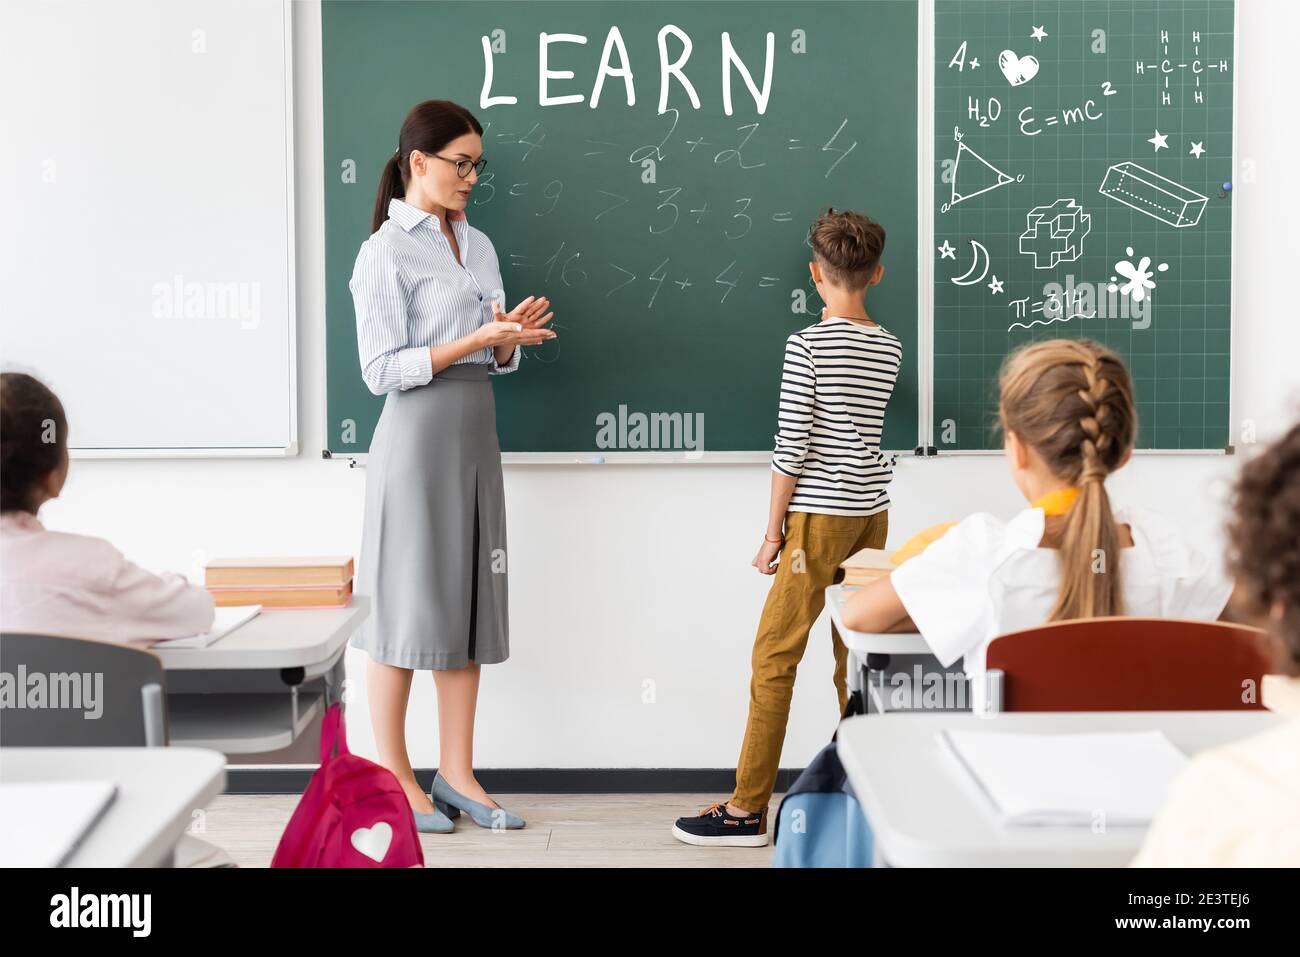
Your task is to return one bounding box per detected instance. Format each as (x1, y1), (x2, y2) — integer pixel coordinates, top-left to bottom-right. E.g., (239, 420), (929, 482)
(1109, 246), (1169, 303)
(350, 822), (393, 863)
(998, 50), (1040, 86)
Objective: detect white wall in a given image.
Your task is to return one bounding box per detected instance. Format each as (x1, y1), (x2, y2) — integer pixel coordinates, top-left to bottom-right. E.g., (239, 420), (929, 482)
(38, 0), (1300, 769)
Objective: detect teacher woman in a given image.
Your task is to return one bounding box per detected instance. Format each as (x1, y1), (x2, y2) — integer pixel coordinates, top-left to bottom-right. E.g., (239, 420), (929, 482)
(349, 100), (555, 833)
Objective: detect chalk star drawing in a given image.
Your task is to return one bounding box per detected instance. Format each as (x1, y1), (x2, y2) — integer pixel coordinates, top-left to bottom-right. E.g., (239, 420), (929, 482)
(1189, 141), (1206, 158)
(1019, 199), (1091, 268)
(950, 240), (991, 286)
(1109, 247), (1170, 302)
(938, 240), (957, 259)
(1031, 26), (1049, 41)
(987, 275), (1004, 294)
(941, 128), (1023, 213)
(1148, 130), (1169, 151)
(1099, 161), (1208, 227)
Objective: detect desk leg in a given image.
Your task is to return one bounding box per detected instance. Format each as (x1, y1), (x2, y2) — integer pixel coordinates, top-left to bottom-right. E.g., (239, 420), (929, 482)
(864, 654), (891, 715)
(323, 652), (347, 708)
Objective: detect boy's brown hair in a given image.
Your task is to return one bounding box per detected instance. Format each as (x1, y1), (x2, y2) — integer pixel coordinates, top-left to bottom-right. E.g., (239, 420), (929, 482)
(1227, 419), (1300, 673)
(808, 208), (885, 289)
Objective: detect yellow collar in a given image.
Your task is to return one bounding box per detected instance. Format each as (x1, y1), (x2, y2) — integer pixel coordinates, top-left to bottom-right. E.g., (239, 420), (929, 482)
(1032, 487), (1080, 516)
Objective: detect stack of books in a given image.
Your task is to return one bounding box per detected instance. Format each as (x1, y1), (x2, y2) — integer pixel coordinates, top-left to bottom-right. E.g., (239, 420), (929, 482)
(204, 557), (354, 608)
(839, 548), (895, 587)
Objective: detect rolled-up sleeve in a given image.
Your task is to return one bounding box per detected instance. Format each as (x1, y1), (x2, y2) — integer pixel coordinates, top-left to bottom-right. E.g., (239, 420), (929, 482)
(771, 334), (815, 476)
(351, 239), (434, 395)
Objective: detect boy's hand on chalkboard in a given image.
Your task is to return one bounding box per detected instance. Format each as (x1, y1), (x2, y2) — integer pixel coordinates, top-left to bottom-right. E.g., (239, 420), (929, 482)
(752, 538), (782, 575)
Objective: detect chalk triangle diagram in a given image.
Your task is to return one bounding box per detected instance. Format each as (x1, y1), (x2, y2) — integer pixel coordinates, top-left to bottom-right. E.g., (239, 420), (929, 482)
(950, 141), (1014, 208)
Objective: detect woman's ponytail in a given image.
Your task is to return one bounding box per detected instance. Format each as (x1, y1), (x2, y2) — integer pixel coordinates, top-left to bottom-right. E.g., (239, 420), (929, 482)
(369, 100), (484, 234)
(371, 152), (405, 234)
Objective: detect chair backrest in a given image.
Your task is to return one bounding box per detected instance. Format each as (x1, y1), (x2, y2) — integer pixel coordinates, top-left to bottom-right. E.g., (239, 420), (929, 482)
(985, 617), (1279, 712)
(0, 633), (168, 746)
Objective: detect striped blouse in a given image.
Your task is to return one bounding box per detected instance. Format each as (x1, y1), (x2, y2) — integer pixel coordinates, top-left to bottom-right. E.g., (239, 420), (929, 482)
(771, 316), (902, 517)
(350, 197), (519, 395)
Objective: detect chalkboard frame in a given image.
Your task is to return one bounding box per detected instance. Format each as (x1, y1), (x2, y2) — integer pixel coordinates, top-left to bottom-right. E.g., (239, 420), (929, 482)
(319, 0), (1239, 464)
(922, 0), (1239, 456)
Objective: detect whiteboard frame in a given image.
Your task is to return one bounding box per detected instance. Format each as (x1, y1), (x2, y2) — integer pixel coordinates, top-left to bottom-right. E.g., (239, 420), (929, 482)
(69, 0), (299, 460)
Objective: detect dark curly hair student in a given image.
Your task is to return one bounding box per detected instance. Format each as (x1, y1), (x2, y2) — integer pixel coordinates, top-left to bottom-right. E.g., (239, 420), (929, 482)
(1136, 418), (1300, 866)
(0, 371), (69, 514)
(1226, 419), (1300, 672)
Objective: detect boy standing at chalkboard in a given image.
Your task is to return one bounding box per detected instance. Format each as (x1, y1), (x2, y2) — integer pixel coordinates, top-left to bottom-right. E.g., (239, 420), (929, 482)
(672, 209), (901, 847)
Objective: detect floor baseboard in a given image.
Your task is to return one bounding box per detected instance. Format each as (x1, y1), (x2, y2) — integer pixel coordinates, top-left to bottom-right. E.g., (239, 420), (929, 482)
(224, 767), (804, 795)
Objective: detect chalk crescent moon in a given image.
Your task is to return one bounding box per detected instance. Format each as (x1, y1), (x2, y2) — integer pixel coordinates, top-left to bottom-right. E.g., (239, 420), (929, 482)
(950, 240), (991, 286)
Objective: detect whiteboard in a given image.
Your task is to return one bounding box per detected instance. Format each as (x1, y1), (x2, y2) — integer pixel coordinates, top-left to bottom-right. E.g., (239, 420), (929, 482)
(0, 0), (296, 456)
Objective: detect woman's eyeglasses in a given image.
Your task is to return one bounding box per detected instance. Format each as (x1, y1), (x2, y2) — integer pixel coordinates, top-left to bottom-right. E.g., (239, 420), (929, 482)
(430, 154), (487, 179)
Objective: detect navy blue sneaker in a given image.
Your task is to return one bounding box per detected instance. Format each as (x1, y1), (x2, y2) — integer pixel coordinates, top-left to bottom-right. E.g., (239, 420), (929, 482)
(671, 801), (769, 847)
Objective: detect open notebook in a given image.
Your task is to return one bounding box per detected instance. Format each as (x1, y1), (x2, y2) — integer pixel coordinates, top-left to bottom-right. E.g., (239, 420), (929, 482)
(154, 604), (261, 649)
(0, 781), (118, 867)
(938, 729), (1189, 826)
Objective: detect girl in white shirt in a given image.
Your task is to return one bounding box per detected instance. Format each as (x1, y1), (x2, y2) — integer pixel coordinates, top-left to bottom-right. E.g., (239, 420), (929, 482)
(841, 339), (1232, 708)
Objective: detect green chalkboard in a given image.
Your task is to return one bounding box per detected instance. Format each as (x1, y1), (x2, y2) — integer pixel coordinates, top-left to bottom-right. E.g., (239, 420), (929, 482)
(323, 0), (919, 455)
(933, 0), (1234, 450)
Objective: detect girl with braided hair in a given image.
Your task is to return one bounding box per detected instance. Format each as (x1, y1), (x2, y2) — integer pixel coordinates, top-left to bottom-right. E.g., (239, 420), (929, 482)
(842, 338), (1233, 711)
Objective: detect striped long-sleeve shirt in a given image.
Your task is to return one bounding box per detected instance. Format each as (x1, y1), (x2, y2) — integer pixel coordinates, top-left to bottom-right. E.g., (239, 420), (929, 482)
(350, 197), (519, 395)
(771, 316), (902, 516)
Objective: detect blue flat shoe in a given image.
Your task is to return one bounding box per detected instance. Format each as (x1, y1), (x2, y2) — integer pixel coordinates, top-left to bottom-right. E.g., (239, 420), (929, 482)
(431, 772), (525, 830)
(412, 806), (455, 834)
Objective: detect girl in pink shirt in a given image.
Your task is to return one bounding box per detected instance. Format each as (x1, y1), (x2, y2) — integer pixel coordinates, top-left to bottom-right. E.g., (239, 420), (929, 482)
(0, 373), (214, 644)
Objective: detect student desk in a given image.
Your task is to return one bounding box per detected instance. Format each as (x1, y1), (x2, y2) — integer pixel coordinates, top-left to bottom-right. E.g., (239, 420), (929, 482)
(826, 584), (932, 713)
(0, 747), (226, 867)
(836, 710), (1284, 867)
(155, 597), (369, 754)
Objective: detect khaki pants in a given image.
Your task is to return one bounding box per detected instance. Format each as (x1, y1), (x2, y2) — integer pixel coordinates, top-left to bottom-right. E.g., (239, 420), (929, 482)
(731, 509), (889, 812)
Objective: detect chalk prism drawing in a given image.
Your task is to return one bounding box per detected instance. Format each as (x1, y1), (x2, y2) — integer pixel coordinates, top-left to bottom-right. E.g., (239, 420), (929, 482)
(1019, 199), (1092, 268)
(1109, 247), (1170, 302)
(950, 240), (991, 286)
(998, 49), (1040, 86)
(1098, 161), (1208, 227)
(941, 127), (1023, 213)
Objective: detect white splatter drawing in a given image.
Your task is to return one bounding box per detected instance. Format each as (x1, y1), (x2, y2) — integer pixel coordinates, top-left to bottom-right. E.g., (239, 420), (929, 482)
(1109, 247), (1170, 302)
(950, 240), (991, 286)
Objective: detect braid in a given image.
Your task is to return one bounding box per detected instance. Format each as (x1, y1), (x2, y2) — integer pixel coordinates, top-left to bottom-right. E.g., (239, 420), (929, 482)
(1075, 349), (1115, 484)
(998, 339), (1139, 621)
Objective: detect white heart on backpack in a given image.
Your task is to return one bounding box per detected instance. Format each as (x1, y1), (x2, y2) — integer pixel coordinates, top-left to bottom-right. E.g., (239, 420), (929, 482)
(998, 49), (1039, 86)
(350, 821), (392, 862)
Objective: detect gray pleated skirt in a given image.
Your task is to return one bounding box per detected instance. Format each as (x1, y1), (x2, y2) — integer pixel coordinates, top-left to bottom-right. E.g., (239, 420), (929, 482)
(352, 364), (509, 669)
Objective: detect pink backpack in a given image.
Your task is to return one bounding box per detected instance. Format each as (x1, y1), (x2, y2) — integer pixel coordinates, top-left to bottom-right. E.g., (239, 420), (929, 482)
(271, 703), (424, 868)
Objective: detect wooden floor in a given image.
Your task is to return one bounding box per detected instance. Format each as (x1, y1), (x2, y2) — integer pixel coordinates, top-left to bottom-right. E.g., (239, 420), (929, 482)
(200, 793), (780, 867)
